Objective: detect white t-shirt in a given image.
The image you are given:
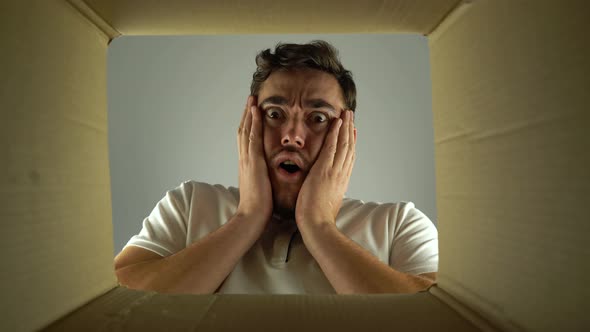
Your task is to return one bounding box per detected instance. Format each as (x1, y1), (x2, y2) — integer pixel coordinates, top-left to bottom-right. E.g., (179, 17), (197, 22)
(124, 180), (438, 294)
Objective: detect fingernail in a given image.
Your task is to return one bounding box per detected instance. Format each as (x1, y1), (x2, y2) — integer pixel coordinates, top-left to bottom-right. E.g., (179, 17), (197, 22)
(250, 105), (256, 114)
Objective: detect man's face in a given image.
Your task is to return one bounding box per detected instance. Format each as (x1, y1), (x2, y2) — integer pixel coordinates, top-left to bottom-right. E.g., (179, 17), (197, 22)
(257, 68), (346, 213)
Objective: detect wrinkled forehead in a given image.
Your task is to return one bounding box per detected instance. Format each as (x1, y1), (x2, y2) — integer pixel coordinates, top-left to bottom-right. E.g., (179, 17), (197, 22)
(259, 68), (345, 108)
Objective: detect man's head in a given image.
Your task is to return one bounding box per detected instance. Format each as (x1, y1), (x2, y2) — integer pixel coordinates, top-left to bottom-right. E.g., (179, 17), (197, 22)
(249, 41), (357, 215)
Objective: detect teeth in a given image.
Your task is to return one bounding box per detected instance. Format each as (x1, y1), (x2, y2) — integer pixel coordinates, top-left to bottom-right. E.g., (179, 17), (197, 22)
(283, 160), (296, 166)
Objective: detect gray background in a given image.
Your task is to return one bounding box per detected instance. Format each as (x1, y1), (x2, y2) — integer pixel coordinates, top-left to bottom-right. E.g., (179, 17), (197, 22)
(107, 34), (436, 256)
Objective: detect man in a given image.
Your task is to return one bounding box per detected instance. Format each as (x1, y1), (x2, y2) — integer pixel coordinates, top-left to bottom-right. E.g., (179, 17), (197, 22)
(114, 40), (438, 294)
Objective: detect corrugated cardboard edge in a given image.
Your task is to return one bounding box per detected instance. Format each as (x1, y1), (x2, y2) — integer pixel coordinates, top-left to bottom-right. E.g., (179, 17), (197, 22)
(66, 0), (120, 43)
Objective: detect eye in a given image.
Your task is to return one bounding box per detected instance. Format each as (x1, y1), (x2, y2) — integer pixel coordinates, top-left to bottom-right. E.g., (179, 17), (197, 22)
(265, 107), (283, 120)
(310, 112), (328, 123)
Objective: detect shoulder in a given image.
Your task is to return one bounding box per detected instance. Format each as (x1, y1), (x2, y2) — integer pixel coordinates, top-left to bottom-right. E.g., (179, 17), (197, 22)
(339, 198), (419, 221)
(173, 180), (239, 210)
(175, 180), (238, 200)
(339, 198), (434, 233)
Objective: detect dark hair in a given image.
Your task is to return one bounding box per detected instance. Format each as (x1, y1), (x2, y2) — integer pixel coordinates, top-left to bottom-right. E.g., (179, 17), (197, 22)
(250, 40), (357, 112)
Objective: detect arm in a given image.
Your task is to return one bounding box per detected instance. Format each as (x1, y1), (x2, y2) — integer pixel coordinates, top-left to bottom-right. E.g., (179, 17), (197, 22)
(115, 95), (272, 294)
(299, 221), (435, 294)
(115, 213), (264, 294)
(296, 110), (436, 294)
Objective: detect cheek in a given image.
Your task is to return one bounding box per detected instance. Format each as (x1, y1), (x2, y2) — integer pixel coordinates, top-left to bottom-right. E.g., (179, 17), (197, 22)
(262, 127), (278, 156)
(308, 132), (327, 161)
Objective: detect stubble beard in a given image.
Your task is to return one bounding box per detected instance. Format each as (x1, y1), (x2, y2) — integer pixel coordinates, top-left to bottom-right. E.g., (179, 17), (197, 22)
(271, 185), (299, 221)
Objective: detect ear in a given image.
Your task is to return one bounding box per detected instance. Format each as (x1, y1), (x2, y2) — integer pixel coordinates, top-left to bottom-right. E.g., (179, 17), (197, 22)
(354, 128), (357, 143)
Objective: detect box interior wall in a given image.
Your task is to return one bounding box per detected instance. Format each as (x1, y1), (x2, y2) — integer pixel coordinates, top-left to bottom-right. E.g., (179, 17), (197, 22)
(2, 1), (588, 331)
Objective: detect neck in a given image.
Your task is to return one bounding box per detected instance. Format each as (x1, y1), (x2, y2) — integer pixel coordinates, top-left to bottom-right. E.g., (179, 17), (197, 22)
(272, 206), (295, 222)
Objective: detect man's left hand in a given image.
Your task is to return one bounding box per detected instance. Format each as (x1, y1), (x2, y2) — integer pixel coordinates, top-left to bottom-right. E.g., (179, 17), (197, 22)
(295, 110), (356, 231)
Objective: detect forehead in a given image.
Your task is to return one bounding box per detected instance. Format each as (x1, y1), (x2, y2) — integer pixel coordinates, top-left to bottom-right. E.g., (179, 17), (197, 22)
(258, 68), (344, 107)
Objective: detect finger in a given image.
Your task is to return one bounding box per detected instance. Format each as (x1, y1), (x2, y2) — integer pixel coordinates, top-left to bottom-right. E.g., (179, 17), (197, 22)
(316, 117), (342, 168)
(239, 96), (252, 133)
(333, 110), (350, 169)
(248, 104), (263, 156)
(344, 111), (356, 171)
(238, 96), (252, 159)
(346, 148), (356, 180)
(241, 102), (253, 158)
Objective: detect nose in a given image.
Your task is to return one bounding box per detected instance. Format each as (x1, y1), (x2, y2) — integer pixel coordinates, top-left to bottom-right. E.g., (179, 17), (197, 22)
(281, 119), (305, 149)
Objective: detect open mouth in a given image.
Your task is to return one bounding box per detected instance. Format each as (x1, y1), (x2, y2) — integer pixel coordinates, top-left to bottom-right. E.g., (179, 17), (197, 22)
(279, 161), (301, 174)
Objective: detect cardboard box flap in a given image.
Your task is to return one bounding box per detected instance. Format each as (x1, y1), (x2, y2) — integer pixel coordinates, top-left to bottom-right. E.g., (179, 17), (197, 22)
(82, 0), (461, 35)
(5, 0), (588, 331)
(2, 1), (116, 331)
(44, 286), (481, 331)
(429, 0), (590, 331)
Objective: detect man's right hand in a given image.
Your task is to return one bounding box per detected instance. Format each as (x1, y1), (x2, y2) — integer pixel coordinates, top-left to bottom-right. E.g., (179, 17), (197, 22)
(114, 96), (274, 295)
(235, 95), (273, 229)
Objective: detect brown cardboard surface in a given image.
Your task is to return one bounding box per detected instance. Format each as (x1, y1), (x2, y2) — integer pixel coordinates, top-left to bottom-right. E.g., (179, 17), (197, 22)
(4, 0), (589, 331)
(429, 0), (590, 331)
(82, 0), (461, 35)
(67, 0), (121, 40)
(430, 286), (499, 332)
(44, 286), (480, 331)
(0, 1), (117, 331)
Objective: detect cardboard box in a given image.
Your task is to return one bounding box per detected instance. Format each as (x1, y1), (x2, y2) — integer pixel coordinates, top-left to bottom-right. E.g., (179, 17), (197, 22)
(1, 0), (587, 331)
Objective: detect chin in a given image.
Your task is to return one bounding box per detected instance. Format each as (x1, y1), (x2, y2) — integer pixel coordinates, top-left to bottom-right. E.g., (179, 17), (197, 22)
(272, 189), (298, 214)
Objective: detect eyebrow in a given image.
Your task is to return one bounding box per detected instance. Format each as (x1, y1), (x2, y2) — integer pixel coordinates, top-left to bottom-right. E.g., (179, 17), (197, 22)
(259, 96), (337, 114)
